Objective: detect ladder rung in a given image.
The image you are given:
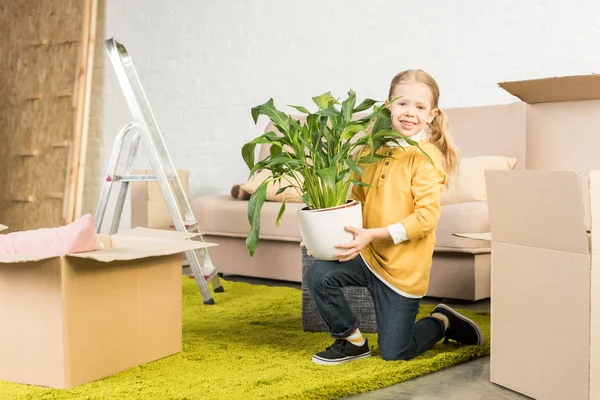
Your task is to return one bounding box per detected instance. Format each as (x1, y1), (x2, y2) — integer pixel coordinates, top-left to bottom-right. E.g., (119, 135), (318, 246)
(113, 174), (178, 182)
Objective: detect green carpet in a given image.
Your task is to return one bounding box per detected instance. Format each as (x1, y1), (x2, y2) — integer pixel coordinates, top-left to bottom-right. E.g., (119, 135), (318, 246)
(1, 278), (490, 400)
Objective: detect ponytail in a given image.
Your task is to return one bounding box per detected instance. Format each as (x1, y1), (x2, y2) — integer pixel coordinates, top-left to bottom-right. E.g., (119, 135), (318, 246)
(429, 108), (459, 184)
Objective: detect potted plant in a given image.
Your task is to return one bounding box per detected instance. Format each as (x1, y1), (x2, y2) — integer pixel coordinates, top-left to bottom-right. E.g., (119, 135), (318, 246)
(242, 90), (432, 260)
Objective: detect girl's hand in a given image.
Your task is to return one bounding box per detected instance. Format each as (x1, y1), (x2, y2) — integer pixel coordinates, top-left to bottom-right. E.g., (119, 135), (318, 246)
(334, 226), (373, 262)
(300, 241), (312, 257)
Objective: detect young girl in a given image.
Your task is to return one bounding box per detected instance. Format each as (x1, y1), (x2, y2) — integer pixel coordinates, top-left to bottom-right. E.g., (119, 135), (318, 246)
(306, 69), (484, 365)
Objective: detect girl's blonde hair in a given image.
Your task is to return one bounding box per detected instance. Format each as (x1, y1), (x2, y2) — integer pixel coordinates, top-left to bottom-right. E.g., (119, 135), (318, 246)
(388, 69), (460, 180)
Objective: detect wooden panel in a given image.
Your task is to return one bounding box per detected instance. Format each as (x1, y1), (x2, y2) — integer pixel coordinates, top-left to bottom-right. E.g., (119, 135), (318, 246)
(0, 0), (96, 231)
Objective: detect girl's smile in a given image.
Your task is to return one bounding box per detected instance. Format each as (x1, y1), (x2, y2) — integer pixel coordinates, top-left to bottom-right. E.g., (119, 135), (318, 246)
(388, 82), (438, 137)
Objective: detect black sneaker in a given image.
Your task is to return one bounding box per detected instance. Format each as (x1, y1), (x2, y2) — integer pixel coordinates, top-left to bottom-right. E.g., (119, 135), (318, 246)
(432, 304), (485, 346)
(312, 338), (371, 365)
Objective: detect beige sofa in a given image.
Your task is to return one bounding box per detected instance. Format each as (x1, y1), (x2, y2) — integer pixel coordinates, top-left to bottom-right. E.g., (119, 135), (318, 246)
(134, 102), (526, 301)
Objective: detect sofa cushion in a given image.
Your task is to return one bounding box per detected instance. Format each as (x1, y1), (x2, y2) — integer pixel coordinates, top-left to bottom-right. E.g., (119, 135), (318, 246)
(191, 195), (303, 241)
(240, 169), (304, 202)
(435, 202), (490, 251)
(441, 156), (517, 205)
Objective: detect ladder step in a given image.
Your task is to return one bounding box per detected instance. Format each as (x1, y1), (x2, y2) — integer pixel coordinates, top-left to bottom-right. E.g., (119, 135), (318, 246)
(112, 174), (178, 182)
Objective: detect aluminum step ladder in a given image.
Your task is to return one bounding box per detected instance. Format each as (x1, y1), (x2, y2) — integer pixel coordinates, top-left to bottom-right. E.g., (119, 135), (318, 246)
(94, 38), (223, 304)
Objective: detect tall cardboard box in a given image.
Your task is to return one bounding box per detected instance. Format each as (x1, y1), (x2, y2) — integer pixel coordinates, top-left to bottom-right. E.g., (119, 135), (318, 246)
(458, 170), (600, 400)
(0, 226), (216, 389)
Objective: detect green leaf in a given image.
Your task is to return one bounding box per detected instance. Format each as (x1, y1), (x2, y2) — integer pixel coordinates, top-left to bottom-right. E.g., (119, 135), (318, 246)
(367, 134), (375, 156)
(387, 95), (403, 105)
(316, 166), (336, 190)
(345, 158), (364, 176)
(246, 181), (268, 256)
(275, 200), (287, 227)
(353, 105), (391, 132)
(315, 107), (340, 117)
(374, 129), (435, 165)
(288, 105), (311, 114)
(340, 124), (366, 142)
(318, 115), (328, 144)
(306, 113), (319, 134)
(269, 143), (282, 159)
(321, 126), (337, 161)
(372, 129), (415, 144)
(336, 168), (351, 182)
(358, 155), (386, 164)
(299, 137), (325, 166)
(266, 156), (306, 167)
(251, 98), (298, 136)
(341, 90), (357, 122)
(312, 92), (336, 110)
(353, 98), (378, 113)
(275, 184), (294, 195)
(301, 193), (312, 208)
(370, 108), (392, 134)
(249, 157), (306, 176)
(350, 179), (370, 187)
(241, 131), (283, 170)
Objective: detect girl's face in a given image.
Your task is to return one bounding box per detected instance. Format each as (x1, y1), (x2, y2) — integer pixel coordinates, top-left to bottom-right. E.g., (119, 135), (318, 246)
(388, 82), (438, 137)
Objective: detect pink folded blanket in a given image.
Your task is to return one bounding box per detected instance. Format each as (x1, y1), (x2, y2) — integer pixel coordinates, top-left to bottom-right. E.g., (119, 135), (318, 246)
(0, 214), (103, 257)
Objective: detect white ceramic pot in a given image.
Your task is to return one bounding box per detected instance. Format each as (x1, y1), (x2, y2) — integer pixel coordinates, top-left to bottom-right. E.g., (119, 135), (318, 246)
(297, 200), (363, 261)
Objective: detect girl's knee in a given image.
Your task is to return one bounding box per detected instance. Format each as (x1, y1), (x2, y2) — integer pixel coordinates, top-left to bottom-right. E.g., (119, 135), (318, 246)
(379, 345), (414, 361)
(305, 261), (333, 291)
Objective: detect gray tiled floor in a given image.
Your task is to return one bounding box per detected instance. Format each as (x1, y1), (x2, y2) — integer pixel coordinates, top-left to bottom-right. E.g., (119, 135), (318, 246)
(343, 357), (529, 400)
(195, 272), (530, 400)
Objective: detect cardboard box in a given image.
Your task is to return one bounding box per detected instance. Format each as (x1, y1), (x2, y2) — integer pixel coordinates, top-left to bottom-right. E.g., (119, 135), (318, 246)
(456, 170), (599, 400)
(0, 226), (216, 389)
(130, 170), (189, 230)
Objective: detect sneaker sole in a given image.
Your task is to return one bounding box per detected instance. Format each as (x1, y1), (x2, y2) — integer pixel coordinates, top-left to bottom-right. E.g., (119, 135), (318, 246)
(311, 351), (371, 366)
(436, 304), (485, 346)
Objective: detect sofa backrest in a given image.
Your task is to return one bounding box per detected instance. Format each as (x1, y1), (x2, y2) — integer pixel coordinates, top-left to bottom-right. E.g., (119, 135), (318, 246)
(442, 102), (526, 168)
(257, 102), (527, 169)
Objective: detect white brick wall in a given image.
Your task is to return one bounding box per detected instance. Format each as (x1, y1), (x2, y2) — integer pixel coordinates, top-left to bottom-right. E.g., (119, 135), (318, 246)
(84, 0), (600, 230)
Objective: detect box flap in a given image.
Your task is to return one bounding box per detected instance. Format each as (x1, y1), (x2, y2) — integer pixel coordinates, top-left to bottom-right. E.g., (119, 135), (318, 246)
(485, 170), (589, 253)
(591, 170), (600, 252)
(0, 254), (59, 264)
(498, 75), (600, 104)
(66, 236), (217, 263)
(590, 170), (600, 399)
(114, 227), (201, 240)
(453, 232), (492, 242)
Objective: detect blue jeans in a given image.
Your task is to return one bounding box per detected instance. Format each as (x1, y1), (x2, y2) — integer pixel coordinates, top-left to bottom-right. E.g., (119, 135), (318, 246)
(306, 255), (445, 361)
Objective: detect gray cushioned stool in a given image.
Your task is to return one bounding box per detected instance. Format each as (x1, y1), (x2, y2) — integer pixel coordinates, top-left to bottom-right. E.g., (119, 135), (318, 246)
(301, 249), (378, 333)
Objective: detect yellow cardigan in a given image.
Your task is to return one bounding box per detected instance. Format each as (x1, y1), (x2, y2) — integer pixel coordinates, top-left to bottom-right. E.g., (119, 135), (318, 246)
(350, 139), (447, 297)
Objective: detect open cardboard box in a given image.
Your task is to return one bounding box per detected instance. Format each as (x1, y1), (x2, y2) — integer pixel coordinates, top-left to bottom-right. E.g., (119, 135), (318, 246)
(0, 226), (217, 389)
(499, 74), (600, 229)
(455, 170), (599, 400)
